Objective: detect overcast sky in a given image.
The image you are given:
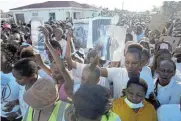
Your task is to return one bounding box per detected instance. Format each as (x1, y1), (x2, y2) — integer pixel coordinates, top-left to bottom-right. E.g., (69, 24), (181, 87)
(0, 0), (165, 12)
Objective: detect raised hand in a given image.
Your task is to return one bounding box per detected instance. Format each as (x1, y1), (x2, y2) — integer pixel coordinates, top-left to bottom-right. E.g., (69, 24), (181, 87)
(38, 26), (49, 44)
(5, 112), (19, 121)
(3, 100), (18, 112)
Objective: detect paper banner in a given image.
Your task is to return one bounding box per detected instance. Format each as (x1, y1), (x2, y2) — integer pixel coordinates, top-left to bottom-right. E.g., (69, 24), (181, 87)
(148, 14), (167, 33)
(31, 17), (44, 54)
(73, 22), (89, 48)
(106, 26), (127, 61)
(88, 17), (112, 58)
(73, 17), (112, 49)
(91, 17), (112, 47)
(159, 36), (181, 52)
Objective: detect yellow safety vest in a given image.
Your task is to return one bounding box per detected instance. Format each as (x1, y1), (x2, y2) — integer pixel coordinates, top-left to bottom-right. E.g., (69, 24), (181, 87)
(101, 111), (119, 121)
(23, 101), (70, 121)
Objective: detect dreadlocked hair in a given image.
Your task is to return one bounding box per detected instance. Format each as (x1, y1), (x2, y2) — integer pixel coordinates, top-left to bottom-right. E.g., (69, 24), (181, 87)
(150, 49), (172, 77)
(1, 43), (18, 66)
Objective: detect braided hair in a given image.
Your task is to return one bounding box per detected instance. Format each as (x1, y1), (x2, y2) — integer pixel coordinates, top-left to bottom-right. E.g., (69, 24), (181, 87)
(1, 43), (18, 67)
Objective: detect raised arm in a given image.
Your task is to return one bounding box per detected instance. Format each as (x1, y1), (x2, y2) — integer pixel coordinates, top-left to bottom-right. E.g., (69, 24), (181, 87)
(39, 26), (73, 98)
(101, 68), (108, 77)
(34, 54), (52, 76)
(65, 32), (77, 69)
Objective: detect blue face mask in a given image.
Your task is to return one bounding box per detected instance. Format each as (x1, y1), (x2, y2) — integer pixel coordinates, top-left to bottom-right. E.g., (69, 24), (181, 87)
(124, 98), (144, 109)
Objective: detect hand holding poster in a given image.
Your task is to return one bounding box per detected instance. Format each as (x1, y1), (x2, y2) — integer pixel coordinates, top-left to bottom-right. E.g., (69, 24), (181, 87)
(31, 17), (44, 54)
(159, 36), (181, 52)
(106, 25), (127, 61)
(73, 21), (89, 49)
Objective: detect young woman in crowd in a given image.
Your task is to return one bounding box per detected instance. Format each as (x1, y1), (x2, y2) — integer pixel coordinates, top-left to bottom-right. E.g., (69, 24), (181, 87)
(154, 59), (181, 105)
(151, 49), (181, 81)
(101, 43), (154, 99)
(112, 77), (157, 121)
(64, 84), (121, 121)
(151, 49), (172, 78)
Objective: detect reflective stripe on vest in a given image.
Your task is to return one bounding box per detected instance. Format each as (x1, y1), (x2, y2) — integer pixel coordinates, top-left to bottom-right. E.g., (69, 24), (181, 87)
(101, 112), (119, 121)
(23, 101), (69, 121)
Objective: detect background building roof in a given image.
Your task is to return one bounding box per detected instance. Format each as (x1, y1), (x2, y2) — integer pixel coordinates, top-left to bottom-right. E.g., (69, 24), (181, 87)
(10, 1), (97, 10)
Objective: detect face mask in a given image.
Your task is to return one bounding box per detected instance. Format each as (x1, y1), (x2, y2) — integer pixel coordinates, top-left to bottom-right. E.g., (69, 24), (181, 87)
(124, 98), (144, 109)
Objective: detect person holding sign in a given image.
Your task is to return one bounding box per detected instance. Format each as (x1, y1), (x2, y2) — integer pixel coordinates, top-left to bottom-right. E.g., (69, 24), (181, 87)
(101, 43), (154, 99)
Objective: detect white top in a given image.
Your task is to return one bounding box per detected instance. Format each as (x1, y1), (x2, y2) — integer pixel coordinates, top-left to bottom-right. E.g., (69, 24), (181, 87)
(174, 69), (181, 82)
(157, 104), (181, 121)
(38, 68), (53, 81)
(140, 66), (155, 98)
(176, 63), (181, 72)
(1, 72), (21, 118)
(156, 78), (181, 105)
(107, 67), (154, 99)
(58, 39), (67, 58)
(149, 56), (154, 66)
(18, 85), (28, 117)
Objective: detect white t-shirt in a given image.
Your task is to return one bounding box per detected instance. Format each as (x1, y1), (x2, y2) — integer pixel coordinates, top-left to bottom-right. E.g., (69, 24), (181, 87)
(149, 56), (154, 66)
(174, 69), (181, 82)
(107, 67), (154, 99)
(107, 68), (129, 98)
(18, 85), (28, 117)
(155, 78), (181, 105)
(140, 66), (154, 98)
(176, 63), (181, 72)
(38, 68), (53, 81)
(157, 104), (181, 121)
(58, 39), (67, 58)
(1, 72), (21, 118)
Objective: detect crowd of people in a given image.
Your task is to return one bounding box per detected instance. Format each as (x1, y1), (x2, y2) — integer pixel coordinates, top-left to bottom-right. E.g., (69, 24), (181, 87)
(1, 13), (181, 121)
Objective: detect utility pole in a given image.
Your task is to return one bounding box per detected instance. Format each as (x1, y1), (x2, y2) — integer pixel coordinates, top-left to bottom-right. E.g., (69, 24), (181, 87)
(122, 1), (124, 10)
